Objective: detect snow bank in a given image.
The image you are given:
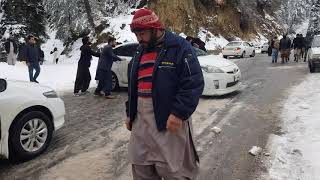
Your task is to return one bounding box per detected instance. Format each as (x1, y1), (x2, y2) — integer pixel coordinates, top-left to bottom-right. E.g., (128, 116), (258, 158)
(263, 74), (320, 179)
(198, 27), (229, 50)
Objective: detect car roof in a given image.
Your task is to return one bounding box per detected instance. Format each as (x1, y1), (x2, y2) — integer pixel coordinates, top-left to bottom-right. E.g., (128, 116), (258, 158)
(115, 42), (139, 48)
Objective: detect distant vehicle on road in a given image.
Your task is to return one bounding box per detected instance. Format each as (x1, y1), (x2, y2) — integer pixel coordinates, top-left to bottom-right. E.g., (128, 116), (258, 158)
(307, 35), (320, 73)
(222, 41), (255, 59)
(261, 42), (269, 54)
(0, 78), (65, 161)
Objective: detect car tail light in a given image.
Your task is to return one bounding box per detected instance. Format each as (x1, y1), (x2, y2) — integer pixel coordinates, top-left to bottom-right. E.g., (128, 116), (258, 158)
(235, 47), (241, 51)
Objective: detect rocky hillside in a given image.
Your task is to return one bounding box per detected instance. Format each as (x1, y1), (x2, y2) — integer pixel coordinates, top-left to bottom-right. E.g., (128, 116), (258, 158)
(0, 0), (317, 49)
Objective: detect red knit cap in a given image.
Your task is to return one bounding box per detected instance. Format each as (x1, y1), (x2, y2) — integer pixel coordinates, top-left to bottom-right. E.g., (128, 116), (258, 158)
(130, 8), (164, 32)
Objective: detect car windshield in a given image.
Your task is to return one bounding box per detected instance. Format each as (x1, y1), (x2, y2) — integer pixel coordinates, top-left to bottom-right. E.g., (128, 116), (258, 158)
(194, 48), (208, 56)
(226, 42), (242, 46)
(312, 37), (320, 47)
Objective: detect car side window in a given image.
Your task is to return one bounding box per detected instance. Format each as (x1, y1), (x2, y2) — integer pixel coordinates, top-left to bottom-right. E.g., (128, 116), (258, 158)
(114, 44), (139, 57)
(114, 46), (127, 56)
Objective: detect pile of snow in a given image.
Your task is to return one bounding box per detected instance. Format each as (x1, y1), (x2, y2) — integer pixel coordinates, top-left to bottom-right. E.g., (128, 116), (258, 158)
(102, 13), (137, 43)
(198, 27), (229, 50)
(262, 74), (320, 179)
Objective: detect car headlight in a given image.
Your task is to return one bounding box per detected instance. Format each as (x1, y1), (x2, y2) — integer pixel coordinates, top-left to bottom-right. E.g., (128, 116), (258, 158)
(201, 65), (224, 73)
(43, 90), (58, 98)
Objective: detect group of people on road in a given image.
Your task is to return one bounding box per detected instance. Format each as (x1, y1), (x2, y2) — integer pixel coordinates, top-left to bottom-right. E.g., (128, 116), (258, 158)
(73, 36), (122, 99)
(270, 33), (313, 64)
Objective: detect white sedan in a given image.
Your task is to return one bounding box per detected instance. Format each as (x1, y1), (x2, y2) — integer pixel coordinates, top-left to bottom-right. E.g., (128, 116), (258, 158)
(222, 41), (255, 59)
(111, 43), (241, 96)
(307, 35), (320, 73)
(0, 78), (65, 161)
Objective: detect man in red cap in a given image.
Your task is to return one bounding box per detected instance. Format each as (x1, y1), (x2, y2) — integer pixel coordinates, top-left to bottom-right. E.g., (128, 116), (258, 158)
(125, 8), (204, 179)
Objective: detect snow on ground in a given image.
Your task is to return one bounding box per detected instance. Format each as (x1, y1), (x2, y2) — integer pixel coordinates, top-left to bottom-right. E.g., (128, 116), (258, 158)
(198, 27), (229, 50)
(262, 74), (320, 180)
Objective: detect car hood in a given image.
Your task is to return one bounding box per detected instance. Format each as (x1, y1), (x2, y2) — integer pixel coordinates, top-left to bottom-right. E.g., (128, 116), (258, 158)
(198, 55), (237, 68)
(6, 79), (53, 93)
(311, 47), (320, 55)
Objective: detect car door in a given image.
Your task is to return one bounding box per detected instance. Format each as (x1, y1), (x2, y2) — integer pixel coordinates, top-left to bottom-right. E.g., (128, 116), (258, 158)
(113, 44), (139, 85)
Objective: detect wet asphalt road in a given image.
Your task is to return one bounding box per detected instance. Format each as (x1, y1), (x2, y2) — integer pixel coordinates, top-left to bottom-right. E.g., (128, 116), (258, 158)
(0, 54), (309, 180)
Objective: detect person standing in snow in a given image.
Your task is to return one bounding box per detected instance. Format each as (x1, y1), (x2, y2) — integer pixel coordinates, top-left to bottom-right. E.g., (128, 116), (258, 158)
(304, 33), (313, 62)
(4, 36), (18, 65)
(50, 47), (60, 64)
(271, 36), (280, 63)
(23, 35), (43, 83)
(94, 37), (122, 98)
(73, 36), (100, 96)
(125, 8), (204, 179)
(279, 34), (291, 64)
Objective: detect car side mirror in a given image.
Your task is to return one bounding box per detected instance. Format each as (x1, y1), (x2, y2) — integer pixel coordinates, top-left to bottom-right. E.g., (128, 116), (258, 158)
(0, 79), (7, 92)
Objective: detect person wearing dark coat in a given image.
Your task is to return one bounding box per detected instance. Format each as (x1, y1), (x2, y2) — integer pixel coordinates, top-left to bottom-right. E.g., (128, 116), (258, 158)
(4, 37), (18, 65)
(23, 35), (43, 83)
(94, 37), (122, 98)
(73, 36), (100, 96)
(304, 33), (313, 62)
(279, 34), (291, 63)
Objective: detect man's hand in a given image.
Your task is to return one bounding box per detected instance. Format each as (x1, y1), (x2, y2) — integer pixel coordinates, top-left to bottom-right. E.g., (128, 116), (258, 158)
(166, 114), (183, 133)
(125, 118), (132, 131)
(40, 61), (43, 65)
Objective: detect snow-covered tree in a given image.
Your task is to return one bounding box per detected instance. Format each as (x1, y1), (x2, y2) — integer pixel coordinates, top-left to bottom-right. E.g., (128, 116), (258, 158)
(0, 0), (47, 42)
(308, 0), (320, 35)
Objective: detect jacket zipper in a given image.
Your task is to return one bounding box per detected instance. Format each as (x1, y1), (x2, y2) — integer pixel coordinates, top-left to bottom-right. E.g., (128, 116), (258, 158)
(185, 58), (192, 75)
(128, 51), (139, 119)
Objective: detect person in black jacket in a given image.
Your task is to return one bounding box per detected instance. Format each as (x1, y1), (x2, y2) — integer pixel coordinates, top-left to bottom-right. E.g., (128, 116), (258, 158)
(4, 37), (18, 65)
(23, 35), (43, 83)
(73, 36), (100, 96)
(279, 34), (292, 63)
(94, 37), (122, 98)
(125, 8), (204, 179)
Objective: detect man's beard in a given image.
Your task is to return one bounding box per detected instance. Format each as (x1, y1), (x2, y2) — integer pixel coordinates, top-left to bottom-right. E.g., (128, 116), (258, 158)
(139, 30), (158, 49)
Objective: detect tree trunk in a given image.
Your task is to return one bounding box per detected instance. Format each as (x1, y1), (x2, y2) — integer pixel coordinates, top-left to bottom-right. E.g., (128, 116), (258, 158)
(83, 0), (95, 31)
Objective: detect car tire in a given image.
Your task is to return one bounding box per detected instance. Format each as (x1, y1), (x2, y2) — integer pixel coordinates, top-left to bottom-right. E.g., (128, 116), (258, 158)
(241, 51), (246, 58)
(9, 111), (53, 161)
(223, 55), (228, 59)
(250, 51), (255, 57)
(112, 72), (120, 91)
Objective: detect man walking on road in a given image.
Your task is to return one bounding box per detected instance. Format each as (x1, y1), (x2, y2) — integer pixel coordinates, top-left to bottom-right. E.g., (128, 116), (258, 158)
(74, 36), (100, 96)
(24, 35), (43, 83)
(4, 36), (18, 65)
(280, 34), (292, 64)
(94, 37), (122, 98)
(125, 8), (204, 180)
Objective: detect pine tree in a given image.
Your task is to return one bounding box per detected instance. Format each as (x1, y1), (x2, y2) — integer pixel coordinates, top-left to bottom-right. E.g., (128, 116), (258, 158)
(0, 0), (47, 41)
(308, 0), (320, 36)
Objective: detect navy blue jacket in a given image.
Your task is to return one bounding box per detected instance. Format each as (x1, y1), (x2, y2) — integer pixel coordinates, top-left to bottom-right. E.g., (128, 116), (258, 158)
(79, 45), (100, 67)
(126, 31), (204, 131)
(24, 44), (41, 63)
(97, 45), (121, 71)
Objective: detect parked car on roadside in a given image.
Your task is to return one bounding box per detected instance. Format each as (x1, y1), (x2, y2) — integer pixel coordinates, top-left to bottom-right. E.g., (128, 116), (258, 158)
(307, 35), (320, 73)
(222, 41), (255, 59)
(0, 78), (65, 161)
(261, 42), (269, 54)
(111, 43), (242, 96)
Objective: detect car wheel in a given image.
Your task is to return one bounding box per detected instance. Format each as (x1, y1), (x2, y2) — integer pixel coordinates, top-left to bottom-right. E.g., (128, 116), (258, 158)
(250, 51), (255, 57)
(309, 62), (315, 73)
(112, 72), (120, 91)
(9, 111), (53, 161)
(241, 51), (246, 58)
(223, 55), (228, 59)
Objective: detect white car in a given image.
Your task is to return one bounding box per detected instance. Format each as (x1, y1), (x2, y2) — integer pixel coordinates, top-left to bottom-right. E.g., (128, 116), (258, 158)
(111, 43), (241, 96)
(222, 41), (255, 59)
(261, 42), (269, 53)
(307, 35), (320, 73)
(0, 78), (65, 161)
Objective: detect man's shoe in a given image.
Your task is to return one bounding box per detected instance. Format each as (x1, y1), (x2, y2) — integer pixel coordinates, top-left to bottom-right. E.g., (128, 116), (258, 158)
(81, 91), (90, 95)
(105, 95), (117, 99)
(73, 93), (81, 97)
(94, 92), (103, 96)
(34, 80), (39, 83)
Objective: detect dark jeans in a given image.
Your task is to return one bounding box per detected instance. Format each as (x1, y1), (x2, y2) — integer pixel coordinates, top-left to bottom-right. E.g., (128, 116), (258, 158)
(74, 65), (91, 93)
(28, 62), (40, 82)
(95, 70), (112, 96)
